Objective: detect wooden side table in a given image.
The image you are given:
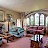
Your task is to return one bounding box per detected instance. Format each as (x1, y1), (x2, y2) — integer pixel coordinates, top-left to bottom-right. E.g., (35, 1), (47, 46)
(30, 36), (39, 48)
(30, 40), (39, 48)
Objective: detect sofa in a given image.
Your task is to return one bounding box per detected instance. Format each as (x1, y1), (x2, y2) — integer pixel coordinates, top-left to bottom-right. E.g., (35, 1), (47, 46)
(9, 27), (24, 37)
(26, 26), (46, 34)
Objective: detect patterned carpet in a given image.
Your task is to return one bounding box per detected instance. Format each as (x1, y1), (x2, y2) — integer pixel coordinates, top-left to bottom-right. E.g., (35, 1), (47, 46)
(0, 36), (31, 48)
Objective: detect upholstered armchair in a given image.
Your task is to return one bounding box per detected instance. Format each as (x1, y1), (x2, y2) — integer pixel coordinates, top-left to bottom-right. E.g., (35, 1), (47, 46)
(0, 37), (2, 46)
(9, 27), (24, 37)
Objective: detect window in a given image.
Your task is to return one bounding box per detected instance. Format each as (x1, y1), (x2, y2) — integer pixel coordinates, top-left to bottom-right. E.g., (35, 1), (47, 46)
(30, 15), (34, 25)
(26, 18), (29, 25)
(17, 19), (21, 27)
(40, 14), (44, 25)
(26, 13), (45, 26)
(35, 13), (39, 25)
(46, 16), (48, 26)
(23, 19), (26, 26)
(23, 19), (26, 30)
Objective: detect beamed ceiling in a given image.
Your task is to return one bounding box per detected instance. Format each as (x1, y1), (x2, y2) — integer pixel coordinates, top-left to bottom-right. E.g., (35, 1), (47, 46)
(0, 0), (48, 12)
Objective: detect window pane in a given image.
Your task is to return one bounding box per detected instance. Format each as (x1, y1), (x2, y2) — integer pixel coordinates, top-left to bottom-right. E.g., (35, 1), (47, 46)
(23, 19), (26, 30)
(23, 19), (26, 26)
(17, 19), (21, 27)
(40, 14), (44, 25)
(35, 13), (39, 25)
(30, 15), (34, 25)
(26, 18), (29, 25)
(46, 16), (48, 26)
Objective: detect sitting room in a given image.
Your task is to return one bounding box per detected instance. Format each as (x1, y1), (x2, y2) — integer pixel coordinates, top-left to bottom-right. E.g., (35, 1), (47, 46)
(0, 0), (48, 48)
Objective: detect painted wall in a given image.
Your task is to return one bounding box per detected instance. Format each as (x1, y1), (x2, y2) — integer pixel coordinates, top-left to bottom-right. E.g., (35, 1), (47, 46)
(0, 7), (21, 31)
(0, 7), (21, 19)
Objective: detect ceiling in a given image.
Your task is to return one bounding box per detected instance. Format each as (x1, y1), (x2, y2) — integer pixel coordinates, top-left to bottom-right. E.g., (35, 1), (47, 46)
(0, 0), (48, 12)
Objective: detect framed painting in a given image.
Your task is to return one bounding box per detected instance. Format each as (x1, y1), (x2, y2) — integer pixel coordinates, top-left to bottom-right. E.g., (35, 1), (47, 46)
(0, 10), (4, 22)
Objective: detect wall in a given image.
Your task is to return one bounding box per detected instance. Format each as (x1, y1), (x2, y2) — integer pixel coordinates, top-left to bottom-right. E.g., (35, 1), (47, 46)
(0, 7), (21, 19)
(0, 7), (21, 31)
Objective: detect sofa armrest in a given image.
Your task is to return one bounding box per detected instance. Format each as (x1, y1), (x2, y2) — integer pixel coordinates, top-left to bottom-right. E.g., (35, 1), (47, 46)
(42, 29), (44, 31)
(40, 29), (44, 34)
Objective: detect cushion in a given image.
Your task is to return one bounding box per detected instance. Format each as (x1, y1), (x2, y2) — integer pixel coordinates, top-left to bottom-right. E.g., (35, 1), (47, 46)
(38, 26), (43, 30)
(33, 26), (38, 30)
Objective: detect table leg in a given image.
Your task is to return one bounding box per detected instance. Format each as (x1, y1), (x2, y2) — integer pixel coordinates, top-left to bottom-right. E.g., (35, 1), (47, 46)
(13, 35), (14, 40)
(30, 40), (32, 47)
(36, 34), (38, 41)
(7, 37), (9, 43)
(34, 34), (35, 40)
(39, 34), (40, 41)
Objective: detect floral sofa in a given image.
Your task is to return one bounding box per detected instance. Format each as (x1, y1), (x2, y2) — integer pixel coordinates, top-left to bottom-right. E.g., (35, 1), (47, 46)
(9, 27), (24, 37)
(26, 26), (46, 34)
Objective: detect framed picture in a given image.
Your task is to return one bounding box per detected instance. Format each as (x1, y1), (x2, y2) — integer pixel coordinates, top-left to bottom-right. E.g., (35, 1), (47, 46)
(0, 10), (4, 22)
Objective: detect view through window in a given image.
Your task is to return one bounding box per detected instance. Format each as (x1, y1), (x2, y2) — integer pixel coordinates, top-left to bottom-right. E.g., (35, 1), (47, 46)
(40, 14), (44, 25)
(17, 19), (21, 27)
(35, 13), (39, 25)
(26, 13), (45, 26)
(46, 16), (48, 26)
(30, 15), (34, 25)
(26, 18), (29, 25)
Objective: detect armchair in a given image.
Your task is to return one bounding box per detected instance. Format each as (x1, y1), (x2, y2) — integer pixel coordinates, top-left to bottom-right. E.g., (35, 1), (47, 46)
(0, 37), (2, 45)
(9, 27), (24, 37)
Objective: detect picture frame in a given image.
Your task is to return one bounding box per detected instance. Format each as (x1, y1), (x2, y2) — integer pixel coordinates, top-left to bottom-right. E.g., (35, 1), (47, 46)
(0, 10), (5, 22)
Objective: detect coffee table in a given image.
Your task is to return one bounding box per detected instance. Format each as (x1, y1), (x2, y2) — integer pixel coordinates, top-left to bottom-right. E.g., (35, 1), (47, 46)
(0, 34), (14, 43)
